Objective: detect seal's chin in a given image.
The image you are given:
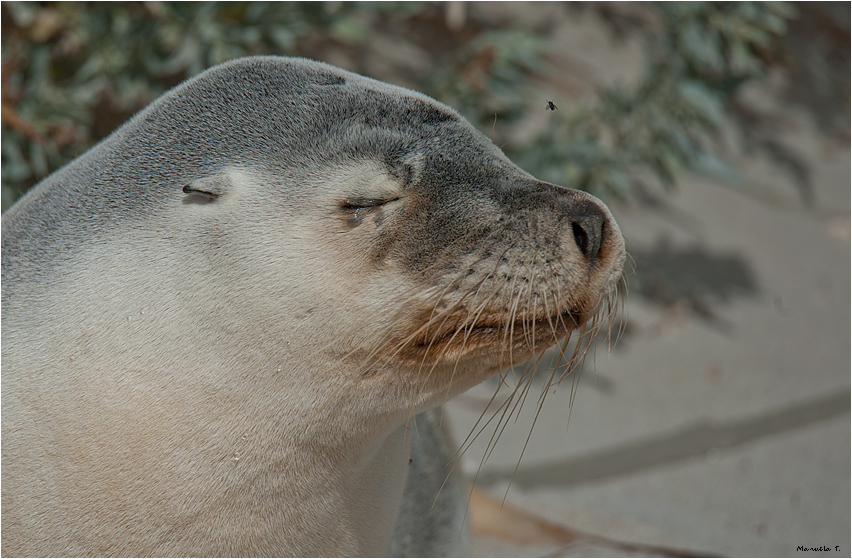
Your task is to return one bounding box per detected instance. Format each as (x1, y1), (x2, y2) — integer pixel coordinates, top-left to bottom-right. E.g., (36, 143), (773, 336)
(382, 305), (593, 367)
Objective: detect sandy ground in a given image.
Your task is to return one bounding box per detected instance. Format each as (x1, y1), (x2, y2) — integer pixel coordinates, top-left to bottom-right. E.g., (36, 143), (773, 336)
(439, 5), (851, 558)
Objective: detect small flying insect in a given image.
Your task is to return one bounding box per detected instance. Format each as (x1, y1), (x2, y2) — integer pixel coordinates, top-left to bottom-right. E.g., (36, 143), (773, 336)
(546, 100), (557, 111)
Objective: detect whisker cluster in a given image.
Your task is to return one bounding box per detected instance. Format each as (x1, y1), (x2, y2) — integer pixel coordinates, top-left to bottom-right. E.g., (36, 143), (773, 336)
(314, 218), (629, 509)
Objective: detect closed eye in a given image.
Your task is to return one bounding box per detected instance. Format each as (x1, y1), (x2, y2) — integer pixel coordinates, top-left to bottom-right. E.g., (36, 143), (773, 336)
(339, 197), (399, 211)
(338, 197), (402, 229)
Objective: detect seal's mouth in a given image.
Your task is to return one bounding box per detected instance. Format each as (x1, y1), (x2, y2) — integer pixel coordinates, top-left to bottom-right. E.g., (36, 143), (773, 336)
(382, 305), (592, 366)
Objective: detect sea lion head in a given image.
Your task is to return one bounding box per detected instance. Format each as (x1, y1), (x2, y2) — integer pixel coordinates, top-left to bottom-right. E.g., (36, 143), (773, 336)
(168, 57), (624, 405)
(158, 56), (625, 406)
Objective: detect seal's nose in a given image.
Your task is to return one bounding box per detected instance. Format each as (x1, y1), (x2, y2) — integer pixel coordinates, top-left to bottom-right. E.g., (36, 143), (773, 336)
(498, 178), (619, 265)
(568, 199), (606, 261)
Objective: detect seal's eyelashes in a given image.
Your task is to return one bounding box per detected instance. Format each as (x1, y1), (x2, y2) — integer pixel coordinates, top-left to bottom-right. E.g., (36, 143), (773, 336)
(339, 197), (397, 211)
(183, 184), (218, 197)
(182, 184), (218, 204)
(182, 175), (231, 204)
(338, 197), (401, 229)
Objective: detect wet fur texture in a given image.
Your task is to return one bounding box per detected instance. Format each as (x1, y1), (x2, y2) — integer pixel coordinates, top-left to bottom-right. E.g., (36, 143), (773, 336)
(1, 56), (625, 556)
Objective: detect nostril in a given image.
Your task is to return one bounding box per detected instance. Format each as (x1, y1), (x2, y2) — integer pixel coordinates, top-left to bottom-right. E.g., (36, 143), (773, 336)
(572, 222), (589, 256)
(571, 214), (604, 261)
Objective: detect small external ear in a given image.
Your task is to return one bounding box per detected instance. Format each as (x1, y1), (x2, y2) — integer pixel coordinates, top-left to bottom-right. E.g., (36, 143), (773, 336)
(182, 175), (230, 203)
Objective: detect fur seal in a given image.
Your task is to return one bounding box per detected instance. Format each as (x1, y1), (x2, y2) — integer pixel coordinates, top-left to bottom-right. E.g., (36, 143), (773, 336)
(1, 56), (625, 556)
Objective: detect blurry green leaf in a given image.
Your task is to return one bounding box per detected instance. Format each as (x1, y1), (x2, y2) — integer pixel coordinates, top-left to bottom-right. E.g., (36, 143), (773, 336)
(5, 2), (39, 27)
(2, 137), (32, 182)
(28, 140), (48, 178)
(692, 152), (742, 183)
(329, 17), (369, 44)
(270, 26), (297, 51)
(605, 169), (633, 197)
(682, 21), (724, 73)
(678, 81), (724, 124)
